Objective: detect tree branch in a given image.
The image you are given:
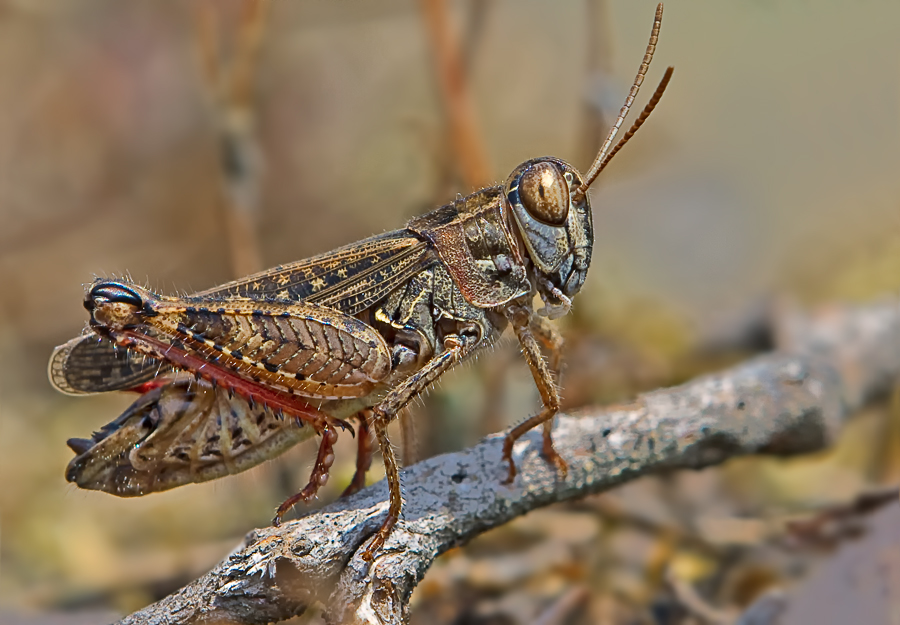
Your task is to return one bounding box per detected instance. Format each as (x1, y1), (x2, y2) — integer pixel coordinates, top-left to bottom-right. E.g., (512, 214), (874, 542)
(115, 299), (900, 625)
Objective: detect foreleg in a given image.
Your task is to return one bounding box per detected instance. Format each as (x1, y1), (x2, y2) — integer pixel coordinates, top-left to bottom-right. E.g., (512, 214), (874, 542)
(501, 305), (566, 484)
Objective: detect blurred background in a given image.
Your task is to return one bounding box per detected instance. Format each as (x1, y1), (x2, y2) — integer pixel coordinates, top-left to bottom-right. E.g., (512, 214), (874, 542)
(1, 1), (899, 623)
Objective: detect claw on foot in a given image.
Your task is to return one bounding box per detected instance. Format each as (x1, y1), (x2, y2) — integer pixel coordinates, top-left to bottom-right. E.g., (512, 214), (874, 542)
(361, 513), (397, 562)
(501, 434), (518, 485)
(500, 428), (568, 486)
(542, 445), (568, 478)
(330, 416), (355, 437)
(541, 431), (568, 478)
(502, 453), (518, 485)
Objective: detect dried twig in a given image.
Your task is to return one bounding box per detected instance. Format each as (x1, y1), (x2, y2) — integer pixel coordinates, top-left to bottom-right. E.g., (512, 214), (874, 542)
(783, 485), (900, 549)
(532, 585), (590, 625)
(112, 299), (900, 624)
(666, 565), (734, 625)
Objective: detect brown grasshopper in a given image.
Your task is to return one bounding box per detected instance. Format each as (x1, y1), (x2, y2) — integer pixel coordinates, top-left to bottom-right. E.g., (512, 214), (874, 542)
(50, 4), (672, 560)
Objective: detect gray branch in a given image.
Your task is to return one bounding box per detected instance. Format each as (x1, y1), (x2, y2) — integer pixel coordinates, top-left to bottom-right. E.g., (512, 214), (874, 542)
(115, 299), (900, 625)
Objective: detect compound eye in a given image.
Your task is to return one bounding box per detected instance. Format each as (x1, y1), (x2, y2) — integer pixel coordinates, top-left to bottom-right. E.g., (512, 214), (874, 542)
(86, 282), (143, 311)
(518, 162), (569, 225)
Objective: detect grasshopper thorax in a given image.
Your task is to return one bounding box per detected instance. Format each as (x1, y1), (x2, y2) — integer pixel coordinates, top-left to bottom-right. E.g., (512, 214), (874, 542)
(505, 157), (593, 319)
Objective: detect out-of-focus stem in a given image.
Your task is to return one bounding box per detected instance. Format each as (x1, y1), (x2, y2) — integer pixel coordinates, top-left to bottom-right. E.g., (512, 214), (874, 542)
(194, 0), (269, 278)
(419, 0), (492, 190)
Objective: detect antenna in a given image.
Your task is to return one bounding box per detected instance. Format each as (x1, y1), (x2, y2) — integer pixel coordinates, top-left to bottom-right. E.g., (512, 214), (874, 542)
(594, 66), (673, 176)
(575, 3), (668, 200)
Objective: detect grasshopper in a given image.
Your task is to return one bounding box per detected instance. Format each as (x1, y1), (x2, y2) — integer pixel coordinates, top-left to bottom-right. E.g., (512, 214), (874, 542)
(50, 4), (672, 560)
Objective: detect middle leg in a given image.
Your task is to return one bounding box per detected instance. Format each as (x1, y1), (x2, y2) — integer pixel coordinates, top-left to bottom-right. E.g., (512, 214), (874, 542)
(362, 331), (480, 560)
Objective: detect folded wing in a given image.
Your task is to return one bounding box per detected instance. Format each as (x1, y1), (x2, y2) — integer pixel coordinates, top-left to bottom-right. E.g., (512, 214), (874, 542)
(50, 229), (432, 395)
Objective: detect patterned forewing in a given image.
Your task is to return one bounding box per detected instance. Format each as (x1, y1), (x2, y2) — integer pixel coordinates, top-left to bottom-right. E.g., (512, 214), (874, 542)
(194, 229), (432, 315)
(52, 229), (431, 394)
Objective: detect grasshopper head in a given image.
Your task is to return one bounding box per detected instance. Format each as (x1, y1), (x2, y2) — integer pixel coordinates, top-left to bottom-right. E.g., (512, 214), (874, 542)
(504, 157), (592, 319)
(503, 4), (672, 319)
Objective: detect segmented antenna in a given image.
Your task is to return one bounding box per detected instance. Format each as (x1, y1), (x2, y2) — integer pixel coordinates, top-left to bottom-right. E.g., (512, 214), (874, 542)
(594, 65), (673, 175)
(575, 2), (666, 199)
